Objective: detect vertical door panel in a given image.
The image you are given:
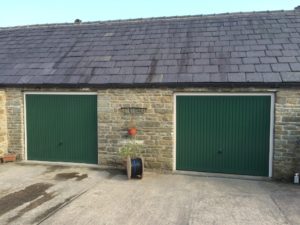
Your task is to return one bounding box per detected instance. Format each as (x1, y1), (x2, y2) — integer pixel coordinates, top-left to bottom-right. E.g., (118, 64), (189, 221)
(176, 96), (270, 176)
(26, 95), (97, 164)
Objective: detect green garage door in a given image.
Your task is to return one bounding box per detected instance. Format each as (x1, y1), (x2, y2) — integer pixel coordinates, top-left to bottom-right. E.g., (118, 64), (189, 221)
(176, 95), (271, 176)
(26, 94), (98, 164)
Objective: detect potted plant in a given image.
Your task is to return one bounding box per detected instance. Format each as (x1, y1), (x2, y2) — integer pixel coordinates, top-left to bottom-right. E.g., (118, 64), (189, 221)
(127, 120), (137, 136)
(119, 139), (144, 179)
(2, 151), (17, 163)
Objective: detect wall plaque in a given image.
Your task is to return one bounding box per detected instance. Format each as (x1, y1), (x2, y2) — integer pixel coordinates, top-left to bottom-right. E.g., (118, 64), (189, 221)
(120, 107), (147, 115)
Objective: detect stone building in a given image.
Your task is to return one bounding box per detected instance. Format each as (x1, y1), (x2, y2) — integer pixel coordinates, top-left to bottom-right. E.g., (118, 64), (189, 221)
(1, 9), (300, 180)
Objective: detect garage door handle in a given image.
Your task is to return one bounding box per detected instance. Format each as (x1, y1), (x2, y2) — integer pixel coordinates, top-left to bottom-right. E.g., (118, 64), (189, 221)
(217, 150), (223, 154)
(58, 141), (63, 146)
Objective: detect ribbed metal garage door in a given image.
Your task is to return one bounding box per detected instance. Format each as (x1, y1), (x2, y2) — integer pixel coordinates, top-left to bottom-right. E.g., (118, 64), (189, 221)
(176, 95), (271, 176)
(26, 94), (98, 164)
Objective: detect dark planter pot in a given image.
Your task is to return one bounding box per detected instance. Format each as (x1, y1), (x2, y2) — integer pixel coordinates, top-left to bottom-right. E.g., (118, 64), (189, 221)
(2, 154), (17, 163)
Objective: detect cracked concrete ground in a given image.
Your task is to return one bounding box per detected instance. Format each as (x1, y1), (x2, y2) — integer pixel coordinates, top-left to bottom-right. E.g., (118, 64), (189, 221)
(0, 163), (299, 225)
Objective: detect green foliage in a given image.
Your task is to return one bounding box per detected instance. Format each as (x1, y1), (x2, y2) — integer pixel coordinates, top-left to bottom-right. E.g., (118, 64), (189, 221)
(119, 140), (142, 158)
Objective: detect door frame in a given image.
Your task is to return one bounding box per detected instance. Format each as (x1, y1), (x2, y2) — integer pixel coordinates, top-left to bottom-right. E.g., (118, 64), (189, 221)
(23, 92), (98, 162)
(173, 92), (275, 177)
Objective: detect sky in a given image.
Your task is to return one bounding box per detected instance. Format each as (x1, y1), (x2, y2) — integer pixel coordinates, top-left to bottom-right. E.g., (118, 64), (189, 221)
(0, 0), (298, 27)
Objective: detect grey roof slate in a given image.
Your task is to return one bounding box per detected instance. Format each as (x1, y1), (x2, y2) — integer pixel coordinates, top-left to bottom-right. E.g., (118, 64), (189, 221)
(1, 9), (300, 87)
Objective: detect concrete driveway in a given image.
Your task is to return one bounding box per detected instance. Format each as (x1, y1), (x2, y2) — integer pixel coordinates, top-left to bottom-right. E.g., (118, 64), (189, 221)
(0, 163), (299, 225)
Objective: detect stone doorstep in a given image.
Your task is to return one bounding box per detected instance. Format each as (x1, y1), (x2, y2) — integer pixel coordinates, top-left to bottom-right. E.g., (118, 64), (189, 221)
(18, 161), (101, 169)
(174, 170), (271, 181)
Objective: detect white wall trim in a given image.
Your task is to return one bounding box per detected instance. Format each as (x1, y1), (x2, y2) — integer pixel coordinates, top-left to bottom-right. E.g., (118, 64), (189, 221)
(269, 94), (275, 177)
(23, 92), (98, 162)
(24, 92), (97, 95)
(173, 92), (275, 178)
(23, 94), (27, 160)
(174, 93), (274, 96)
(173, 94), (177, 171)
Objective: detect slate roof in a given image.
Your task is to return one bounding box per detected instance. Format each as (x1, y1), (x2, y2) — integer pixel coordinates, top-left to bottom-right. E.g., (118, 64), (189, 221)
(0, 9), (300, 87)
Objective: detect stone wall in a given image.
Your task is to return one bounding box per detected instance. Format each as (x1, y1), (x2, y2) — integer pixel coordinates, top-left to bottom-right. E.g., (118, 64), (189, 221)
(97, 87), (300, 179)
(0, 90), (8, 155)
(98, 88), (173, 171)
(274, 89), (300, 180)
(1, 87), (300, 180)
(5, 89), (24, 159)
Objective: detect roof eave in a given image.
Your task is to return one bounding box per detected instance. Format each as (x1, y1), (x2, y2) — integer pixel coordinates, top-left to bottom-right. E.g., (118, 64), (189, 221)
(0, 82), (299, 89)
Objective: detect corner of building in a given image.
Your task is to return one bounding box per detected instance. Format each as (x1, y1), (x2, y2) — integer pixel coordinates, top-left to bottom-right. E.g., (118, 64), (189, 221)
(0, 90), (8, 156)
